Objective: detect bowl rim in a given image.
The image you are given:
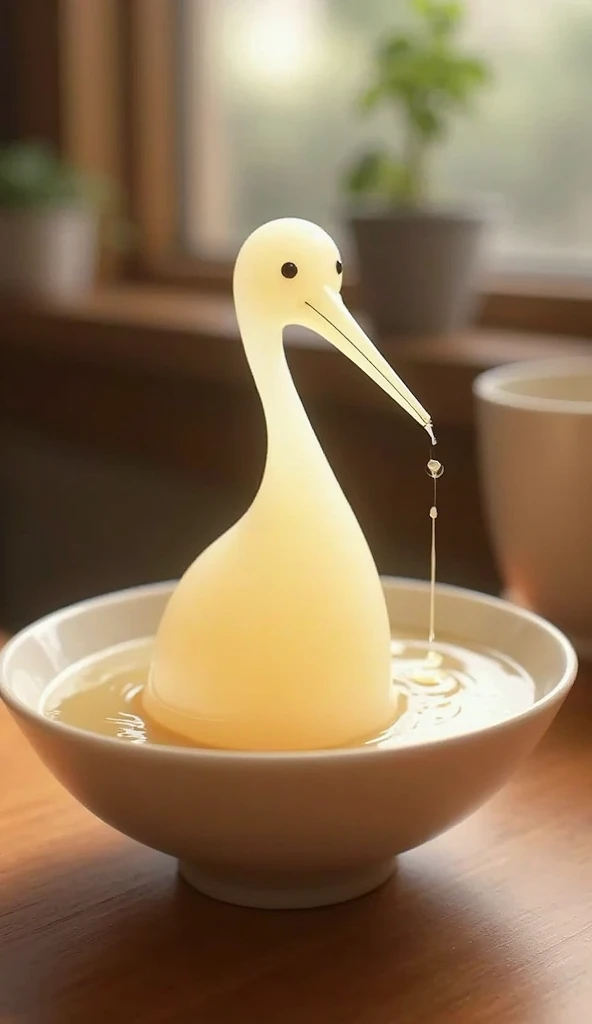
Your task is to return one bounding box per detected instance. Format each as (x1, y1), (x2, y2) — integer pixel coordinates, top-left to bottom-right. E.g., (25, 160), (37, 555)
(0, 578), (578, 764)
(474, 356), (592, 416)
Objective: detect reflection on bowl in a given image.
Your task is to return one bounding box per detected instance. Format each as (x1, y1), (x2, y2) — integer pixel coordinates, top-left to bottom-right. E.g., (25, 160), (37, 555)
(0, 579), (577, 909)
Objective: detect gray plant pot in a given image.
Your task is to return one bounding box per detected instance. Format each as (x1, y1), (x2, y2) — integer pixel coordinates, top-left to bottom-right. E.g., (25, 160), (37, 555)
(349, 208), (485, 336)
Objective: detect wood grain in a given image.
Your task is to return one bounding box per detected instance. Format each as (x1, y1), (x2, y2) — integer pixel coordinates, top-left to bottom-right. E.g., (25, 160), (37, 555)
(1, 663), (591, 1024)
(1, 288), (590, 427)
(123, 0), (177, 268)
(14, 0), (63, 147)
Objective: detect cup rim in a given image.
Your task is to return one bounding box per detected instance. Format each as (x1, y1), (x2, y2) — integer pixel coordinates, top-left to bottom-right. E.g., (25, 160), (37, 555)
(0, 578), (578, 765)
(474, 356), (592, 415)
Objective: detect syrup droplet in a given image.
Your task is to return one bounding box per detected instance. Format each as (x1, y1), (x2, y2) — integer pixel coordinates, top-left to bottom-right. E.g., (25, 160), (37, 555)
(426, 454), (442, 648)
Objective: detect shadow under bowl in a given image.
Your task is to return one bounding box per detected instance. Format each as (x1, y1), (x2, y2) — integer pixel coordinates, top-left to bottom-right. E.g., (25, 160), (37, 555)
(0, 579), (577, 909)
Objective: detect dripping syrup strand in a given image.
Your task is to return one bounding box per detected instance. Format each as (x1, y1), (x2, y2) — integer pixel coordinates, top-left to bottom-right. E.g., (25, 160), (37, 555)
(429, 442), (437, 647)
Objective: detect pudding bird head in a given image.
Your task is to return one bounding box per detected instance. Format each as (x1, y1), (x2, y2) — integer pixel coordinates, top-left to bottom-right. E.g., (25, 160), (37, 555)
(233, 217), (433, 435)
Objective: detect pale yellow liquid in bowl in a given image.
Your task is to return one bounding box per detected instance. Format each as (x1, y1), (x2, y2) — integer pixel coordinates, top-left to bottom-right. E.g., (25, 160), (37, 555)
(43, 636), (535, 751)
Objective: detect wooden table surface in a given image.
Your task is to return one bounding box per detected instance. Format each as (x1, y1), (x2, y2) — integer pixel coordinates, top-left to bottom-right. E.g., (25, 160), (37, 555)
(1, 665), (591, 1024)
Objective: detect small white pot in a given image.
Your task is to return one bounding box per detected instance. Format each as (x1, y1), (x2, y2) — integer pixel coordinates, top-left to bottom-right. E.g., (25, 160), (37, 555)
(475, 357), (592, 651)
(0, 206), (98, 300)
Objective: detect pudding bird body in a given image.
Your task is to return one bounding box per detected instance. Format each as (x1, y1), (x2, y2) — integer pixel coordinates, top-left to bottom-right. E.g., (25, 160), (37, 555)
(144, 219), (433, 751)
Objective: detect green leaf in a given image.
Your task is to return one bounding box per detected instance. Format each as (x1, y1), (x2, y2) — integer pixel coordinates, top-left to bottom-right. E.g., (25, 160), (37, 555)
(0, 141), (117, 210)
(413, 0), (462, 36)
(408, 104), (443, 139)
(358, 84), (386, 112)
(378, 35), (415, 65)
(345, 151), (392, 196)
(385, 160), (423, 204)
(345, 152), (425, 206)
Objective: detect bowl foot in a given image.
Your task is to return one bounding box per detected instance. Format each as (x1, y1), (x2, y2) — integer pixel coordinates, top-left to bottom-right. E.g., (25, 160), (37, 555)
(178, 858), (396, 910)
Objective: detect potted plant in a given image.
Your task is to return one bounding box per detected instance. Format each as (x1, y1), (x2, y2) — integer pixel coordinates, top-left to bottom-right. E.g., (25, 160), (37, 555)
(346, 0), (491, 336)
(0, 142), (114, 300)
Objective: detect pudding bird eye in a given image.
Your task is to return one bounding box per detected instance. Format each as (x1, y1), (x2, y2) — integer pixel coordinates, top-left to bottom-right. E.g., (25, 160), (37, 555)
(281, 262), (298, 279)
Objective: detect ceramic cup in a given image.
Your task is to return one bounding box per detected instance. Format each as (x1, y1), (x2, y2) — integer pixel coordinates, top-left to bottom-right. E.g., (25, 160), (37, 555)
(0, 579), (576, 910)
(475, 357), (592, 653)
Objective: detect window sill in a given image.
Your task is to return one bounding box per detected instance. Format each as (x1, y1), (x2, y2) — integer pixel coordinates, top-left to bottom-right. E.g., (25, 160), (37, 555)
(1, 286), (589, 428)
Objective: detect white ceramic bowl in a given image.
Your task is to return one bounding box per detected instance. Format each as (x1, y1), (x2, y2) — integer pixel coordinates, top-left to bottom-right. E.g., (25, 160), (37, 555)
(0, 579), (577, 909)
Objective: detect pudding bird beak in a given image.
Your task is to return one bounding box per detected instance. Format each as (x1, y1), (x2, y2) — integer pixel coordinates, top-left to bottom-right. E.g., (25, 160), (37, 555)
(302, 287), (435, 441)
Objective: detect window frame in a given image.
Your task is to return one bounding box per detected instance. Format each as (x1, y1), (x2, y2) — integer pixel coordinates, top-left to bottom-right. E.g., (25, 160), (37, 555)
(11, 0), (592, 338)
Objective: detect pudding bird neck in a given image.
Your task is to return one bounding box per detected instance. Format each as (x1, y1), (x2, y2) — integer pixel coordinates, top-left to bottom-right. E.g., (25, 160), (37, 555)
(236, 306), (332, 494)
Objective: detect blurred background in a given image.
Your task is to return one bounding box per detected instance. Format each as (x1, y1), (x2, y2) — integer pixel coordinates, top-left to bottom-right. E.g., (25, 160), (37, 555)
(182, 0), (592, 268)
(0, 0), (591, 630)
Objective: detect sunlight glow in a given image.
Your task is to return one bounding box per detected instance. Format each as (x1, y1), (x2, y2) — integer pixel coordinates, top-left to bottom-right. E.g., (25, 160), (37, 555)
(230, 0), (320, 88)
